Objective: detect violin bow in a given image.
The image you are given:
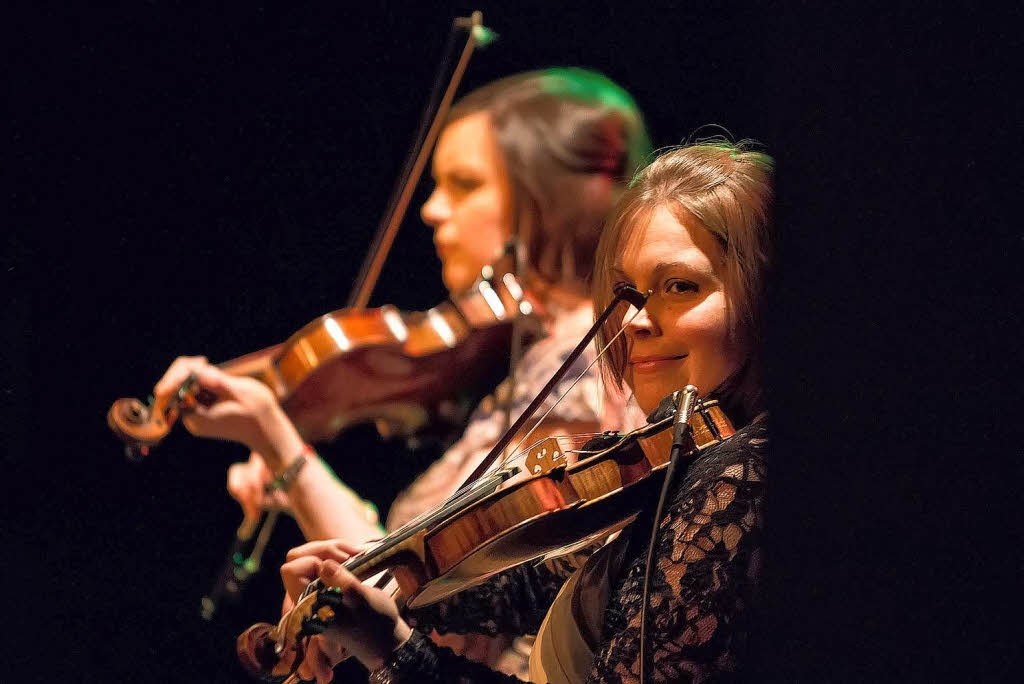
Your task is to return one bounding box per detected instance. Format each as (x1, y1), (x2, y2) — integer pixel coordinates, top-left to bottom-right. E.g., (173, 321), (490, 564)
(347, 11), (495, 309)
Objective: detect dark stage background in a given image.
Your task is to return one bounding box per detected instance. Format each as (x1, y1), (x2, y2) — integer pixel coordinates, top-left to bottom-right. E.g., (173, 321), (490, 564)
(5, 2), (1018, 682)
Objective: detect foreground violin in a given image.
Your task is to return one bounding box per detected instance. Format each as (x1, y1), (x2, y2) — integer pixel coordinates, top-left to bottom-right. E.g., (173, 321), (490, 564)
(234, 284), (733, 681)
(236, 392), (734, 681)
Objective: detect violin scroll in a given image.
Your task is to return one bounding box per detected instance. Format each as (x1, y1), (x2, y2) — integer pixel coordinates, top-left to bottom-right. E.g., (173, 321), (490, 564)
(107, 396), (168, 460)
(107, 373), (214, 459)
(236, 622), (284, 681)
(236, 585), (341, 682)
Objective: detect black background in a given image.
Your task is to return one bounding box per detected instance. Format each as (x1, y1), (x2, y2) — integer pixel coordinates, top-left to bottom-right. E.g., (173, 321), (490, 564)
(5, 2), (1019, 682)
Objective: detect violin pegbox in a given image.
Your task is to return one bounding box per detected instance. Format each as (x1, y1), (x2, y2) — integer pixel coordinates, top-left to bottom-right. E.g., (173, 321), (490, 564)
(522, 437), (568, 476)
(300, 587), (344, 636)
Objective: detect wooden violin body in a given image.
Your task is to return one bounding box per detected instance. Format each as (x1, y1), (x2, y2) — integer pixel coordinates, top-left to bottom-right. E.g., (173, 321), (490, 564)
(357, 398), (732, 608)
(107, 271), (541, 455)
(237, 399), (734, 680)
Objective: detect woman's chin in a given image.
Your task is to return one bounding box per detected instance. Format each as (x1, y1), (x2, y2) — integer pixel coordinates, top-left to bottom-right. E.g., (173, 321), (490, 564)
(632, 379), (686, 418)
(442, 266), (475, 294)
(632, 391), (661, 419)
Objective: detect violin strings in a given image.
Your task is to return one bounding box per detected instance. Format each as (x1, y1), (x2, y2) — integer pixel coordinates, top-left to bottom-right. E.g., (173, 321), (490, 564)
(500, 304), (644, 465)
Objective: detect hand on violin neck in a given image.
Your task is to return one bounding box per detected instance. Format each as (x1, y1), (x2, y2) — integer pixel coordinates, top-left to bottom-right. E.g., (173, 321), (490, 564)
(153, 355), (302, 466)
(280, 541), (410, 673)
(285, 538), (368, 565)
(315, 559), (412, 671)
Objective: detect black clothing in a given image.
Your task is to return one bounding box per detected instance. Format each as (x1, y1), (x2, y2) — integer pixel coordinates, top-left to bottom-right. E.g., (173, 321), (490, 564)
(379, 419), (768, 683)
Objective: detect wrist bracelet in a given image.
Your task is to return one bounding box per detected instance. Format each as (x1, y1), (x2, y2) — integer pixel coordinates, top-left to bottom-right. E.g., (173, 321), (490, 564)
(367, 629), (422, 684)
(265, 444), (313, 493)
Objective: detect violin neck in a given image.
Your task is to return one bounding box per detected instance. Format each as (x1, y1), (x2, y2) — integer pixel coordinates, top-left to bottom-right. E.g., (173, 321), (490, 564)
(216, 344), (287, 397)
(450, 269), (539, 328)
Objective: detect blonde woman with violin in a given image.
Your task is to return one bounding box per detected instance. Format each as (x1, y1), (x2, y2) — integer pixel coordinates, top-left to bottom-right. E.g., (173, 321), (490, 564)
(150, 69), (651, 670)
(276, 140), (773, 683)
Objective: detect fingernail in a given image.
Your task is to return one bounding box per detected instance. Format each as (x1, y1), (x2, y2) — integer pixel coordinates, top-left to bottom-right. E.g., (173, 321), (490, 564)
(321, 559), (338, 574)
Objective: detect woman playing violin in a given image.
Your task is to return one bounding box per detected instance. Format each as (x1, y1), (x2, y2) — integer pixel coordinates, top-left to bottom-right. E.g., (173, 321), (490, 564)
(150, 68), (651, 670)
(278, 140), (774, 683)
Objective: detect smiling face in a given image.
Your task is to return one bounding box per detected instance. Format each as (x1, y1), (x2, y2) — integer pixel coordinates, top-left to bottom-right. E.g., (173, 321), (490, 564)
(420, 112), (512, 293)
(615, 205), (747, 415)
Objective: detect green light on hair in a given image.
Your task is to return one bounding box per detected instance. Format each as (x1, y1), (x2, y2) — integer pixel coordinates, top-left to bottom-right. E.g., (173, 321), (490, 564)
(539, 67), (652, 175)
(541, 68), (638, 113)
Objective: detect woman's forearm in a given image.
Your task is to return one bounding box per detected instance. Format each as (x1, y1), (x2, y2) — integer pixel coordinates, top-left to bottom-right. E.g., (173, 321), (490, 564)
(286, 457), (385, 542)
(258, 410), (385, 543)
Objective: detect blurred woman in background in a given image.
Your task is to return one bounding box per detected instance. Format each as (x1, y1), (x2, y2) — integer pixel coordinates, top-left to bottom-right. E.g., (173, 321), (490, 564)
(152, 67), (651, 674)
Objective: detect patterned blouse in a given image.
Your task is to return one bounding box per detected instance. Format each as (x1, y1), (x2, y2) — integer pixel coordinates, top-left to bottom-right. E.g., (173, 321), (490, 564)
(381, 302), (613, 675)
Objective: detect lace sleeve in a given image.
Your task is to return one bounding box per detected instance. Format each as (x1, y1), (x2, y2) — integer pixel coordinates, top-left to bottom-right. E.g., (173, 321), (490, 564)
(587, 423), (767, 683)
(407, 552), (587, 638)
(370, 629), (523, 684)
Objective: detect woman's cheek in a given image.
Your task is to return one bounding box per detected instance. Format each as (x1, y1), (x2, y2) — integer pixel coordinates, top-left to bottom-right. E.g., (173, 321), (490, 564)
(681, 296), (731, 344)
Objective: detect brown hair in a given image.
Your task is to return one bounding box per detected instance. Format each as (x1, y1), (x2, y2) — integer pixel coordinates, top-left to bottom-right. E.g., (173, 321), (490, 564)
(449, 68), (651, 289)
(592, 141), (774, 416)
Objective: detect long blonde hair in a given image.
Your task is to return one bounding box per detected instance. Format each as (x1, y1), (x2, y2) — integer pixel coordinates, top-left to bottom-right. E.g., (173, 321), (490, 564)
(592, 140), (774, 417)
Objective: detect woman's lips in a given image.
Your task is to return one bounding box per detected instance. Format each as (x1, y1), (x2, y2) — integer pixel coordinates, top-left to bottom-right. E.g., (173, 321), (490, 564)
(628, 354), (687, 372)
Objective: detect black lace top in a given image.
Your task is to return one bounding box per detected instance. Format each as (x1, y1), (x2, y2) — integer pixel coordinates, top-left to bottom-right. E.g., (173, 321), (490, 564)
(375, 419), (768, 683)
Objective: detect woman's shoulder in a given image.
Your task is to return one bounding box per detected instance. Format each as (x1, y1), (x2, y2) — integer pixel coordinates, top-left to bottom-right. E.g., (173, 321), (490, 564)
(697, 414), (768, 466)
(673, 415), (768, 505)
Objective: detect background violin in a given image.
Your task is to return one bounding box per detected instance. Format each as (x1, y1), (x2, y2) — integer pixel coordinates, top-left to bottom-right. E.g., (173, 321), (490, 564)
(109, 11), (500, 458)
(107, 266), (540, 457)
(104, 261), (539, 620)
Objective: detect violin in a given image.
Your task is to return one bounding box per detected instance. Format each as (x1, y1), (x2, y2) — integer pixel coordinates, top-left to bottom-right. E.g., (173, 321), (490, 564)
(236, 392), (735, 681)
(106, 265), (541, 455)
(108, 11), (501, 456)
(107, 263), (539, 620)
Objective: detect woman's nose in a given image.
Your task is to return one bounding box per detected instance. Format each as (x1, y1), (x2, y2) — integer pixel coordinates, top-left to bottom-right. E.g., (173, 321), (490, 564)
(420, 188), (449, 229)
(624, 304), (658, 337)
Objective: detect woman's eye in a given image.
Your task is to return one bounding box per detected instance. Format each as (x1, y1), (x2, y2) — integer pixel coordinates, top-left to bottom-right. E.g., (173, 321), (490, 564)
(665, 279), (698, 294)
(449, 175), (481, 193)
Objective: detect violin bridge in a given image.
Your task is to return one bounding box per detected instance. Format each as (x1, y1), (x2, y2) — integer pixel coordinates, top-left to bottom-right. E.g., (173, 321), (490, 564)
(523, 438), (568, 475)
